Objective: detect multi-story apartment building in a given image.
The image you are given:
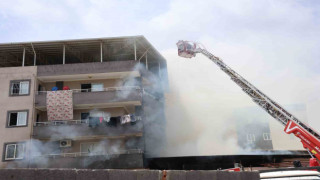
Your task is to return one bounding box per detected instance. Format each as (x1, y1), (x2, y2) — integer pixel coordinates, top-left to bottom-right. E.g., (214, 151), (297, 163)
(235, 105), (308, 153)
(0, 36), (167, 169)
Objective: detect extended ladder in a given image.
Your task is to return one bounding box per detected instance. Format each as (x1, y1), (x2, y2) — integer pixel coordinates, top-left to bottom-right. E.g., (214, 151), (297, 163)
(198, 48), (320, 140)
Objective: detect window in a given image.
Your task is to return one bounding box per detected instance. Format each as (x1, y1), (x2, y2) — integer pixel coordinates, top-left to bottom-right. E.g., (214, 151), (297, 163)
(91, 83), (104, 92)
(81, 112), (90, 123)
(81, 83), (104, 92)
(246, 134), (255, 143)
(7, 110), (28, 127)
(81, 84), (91, 92)
(10, 80), (30, 96)
(4, 143), (25, 160)
(263, 133), (272, 140)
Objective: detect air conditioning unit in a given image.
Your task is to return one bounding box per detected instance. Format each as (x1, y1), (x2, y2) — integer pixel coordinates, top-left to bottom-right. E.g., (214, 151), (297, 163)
(60, 140), (72, 148)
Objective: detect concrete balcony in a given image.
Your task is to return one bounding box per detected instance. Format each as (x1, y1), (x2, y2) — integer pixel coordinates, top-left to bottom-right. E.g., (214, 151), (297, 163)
(35, 87), (142, 110)
(30, 151), (144, 169)
(37, 61), (140, 80)
(32, 121), (143, 140)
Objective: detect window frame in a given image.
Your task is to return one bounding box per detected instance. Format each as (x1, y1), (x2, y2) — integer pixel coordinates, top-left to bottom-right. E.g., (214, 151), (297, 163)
(81, 112), (90, 123)
(6, 110), (29, 128)
(9, 79), (31, 96)
(2, 142), (26, 161)
(246, 134), (256, 143)
(91, 83), (104, 92)
(81, 83), (92, 92)
(263, 133), (272, 141)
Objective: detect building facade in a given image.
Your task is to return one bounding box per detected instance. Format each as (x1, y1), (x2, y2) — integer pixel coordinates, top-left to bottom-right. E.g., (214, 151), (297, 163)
(0, 36), (167, 169)
(235, 105), (308, 153)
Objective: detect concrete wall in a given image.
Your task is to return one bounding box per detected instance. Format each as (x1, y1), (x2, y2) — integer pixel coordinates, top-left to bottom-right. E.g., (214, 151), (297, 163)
(0, 66), (37, 168)
(32, 121), (143, 139)
(37, 61), (138, 77)
(35, 137), (143, 154)
(165, 170), (259, 180)
(30, 153), (144, 169)
(0, 169), (260, 180)
(35, 89), (142, 107)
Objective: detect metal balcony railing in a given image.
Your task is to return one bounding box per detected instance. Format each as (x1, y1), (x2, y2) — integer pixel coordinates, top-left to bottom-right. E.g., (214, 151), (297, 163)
(32, 149), (144, 158)
(34, 116), (142, 127)
(35, 86), (141, 95)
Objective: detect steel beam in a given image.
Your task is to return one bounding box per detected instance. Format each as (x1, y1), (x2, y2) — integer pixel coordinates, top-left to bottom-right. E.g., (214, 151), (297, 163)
(146, 52), (148, 70)
(63, 45), (66, 64)
(134, 39), (137, 61)
(100, 42), (103, 62)
(22, 48), (25, 67)
(31, 43), (36, 66)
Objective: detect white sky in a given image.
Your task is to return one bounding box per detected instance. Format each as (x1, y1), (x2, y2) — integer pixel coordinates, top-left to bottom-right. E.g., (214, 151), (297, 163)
(1, 0), (320, 156)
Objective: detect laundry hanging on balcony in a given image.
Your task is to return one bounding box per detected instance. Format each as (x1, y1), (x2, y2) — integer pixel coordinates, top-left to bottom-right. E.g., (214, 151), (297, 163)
(46, 90), (73, 121)
(120, 114), (138, 125)
(87, 114), (141, 127)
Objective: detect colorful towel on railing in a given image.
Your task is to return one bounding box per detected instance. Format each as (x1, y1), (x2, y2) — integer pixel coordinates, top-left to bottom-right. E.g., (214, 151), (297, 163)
(47, 90), (73, 121)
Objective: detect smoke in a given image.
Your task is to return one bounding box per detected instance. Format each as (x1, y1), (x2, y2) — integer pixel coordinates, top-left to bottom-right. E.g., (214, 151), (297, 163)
(114, 63), (143, 100)
(160, 48), (307, 157)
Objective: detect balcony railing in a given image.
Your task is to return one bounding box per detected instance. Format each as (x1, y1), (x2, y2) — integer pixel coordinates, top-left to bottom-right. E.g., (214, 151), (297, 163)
(34, 116), (142, 126)
(37, 61), (140, 77)
(32, 119), (143, 139)
(32, 149), (143, 158)
(35, 86), (142, 108)
(36, 86), (141, 95)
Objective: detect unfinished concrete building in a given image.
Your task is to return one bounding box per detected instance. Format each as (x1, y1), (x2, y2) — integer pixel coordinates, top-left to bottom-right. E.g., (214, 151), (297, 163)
(0, 36), (167, 169)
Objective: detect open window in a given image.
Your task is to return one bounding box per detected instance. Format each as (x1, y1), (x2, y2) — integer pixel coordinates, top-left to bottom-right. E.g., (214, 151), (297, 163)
(10, 80), (30, 96)
(81, 84), (91, 92)
(7, 110), (28, 127)
(81, 83), (104, 92)
(81, 112), (90, 123)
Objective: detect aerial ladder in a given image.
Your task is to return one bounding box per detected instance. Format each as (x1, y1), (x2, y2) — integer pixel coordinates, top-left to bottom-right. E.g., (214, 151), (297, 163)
(176, 40), (320, 166)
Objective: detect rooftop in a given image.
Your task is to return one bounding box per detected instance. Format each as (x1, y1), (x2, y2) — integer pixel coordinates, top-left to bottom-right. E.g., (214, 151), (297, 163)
(0, 35), (166, 67)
